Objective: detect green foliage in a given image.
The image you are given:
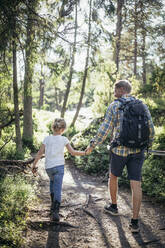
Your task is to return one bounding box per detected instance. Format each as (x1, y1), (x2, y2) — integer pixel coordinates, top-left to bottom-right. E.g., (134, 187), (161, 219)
(0, 126), (31, 160)
(153, 125), (165, 150)
(91, 60), (117, 116)
(137, 65), (165, 126)
(141, 97), (165, 126)
(148, 65), (165, 97)
(65, 126), (78, 139)
(0, 175), (36, 247)
(142, 155), (165, 202)
(22, 136), (39, 153)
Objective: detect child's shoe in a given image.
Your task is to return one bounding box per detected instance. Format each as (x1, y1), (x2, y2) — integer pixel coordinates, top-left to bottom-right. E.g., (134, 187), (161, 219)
(52, 200), (60, 222)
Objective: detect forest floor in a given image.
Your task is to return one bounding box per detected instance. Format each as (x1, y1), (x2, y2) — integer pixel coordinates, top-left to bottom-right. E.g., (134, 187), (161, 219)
(24, 158), (165, 248)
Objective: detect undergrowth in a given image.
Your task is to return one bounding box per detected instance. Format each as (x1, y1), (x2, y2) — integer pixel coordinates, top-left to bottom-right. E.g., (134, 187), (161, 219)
(0, 174), (37, 248)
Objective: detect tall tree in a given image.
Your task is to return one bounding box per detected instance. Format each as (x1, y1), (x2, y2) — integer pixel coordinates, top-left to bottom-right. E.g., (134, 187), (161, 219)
(39, 63), (45, 109)
(23, 0), (38, 143)
(133, 0), (138, 76)
(0, 1), (23, 153)
(115, 0), (124, 72)
(71, 0), (92, 127)
(141, 25), (146, 84)
(61, 0), (78, 118)
(12, 18), (23, 153)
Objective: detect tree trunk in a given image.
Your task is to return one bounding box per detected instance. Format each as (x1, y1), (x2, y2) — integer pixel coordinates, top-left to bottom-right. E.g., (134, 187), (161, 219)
(142, 27), (146, 84)
(61, 1), (78, 118)
(23, 2), (36, 142)
(39, 64), (45, 109)
(134, 0), (138, 76)
(115, 0), (124, 72)
(71, 0), (92, 127)
(13, 38), (23, 153)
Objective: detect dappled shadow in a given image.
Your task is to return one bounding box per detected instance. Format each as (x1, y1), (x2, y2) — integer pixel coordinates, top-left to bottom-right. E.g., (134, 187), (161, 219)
(132, 220), (165, 247)
(67, 162), (112, 248)
(46, 230), (60, 248)
(103, 213), (132, 248)
(28, 220), (78, 232)
(28, 219), (78, 248)
(119, 191), (165, 247)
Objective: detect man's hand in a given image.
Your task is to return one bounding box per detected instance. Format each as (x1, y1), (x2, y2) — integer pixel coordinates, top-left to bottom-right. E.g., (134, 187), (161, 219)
(85, 146), (93, 155)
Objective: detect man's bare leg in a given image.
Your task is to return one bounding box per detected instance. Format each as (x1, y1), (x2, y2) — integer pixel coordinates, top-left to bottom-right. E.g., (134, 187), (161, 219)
(104, 172), (119, 215)
(130, 180), (142, 219)
(109, 172), (118, 204)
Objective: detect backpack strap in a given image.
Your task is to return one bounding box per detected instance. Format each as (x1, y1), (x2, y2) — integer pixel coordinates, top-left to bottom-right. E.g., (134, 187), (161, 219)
(111, 97), (135, 149)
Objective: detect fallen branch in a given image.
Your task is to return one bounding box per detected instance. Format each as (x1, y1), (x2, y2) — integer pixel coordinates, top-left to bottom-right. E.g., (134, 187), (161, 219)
(94, 197), (104, 202)
(140, 239), (160, 246)
(0, 134), (13, 152)
(0, 157), (35, 166)
(85, 194), (93, 208)
(0, 155), (45, 166)
(61, 203), (82, 208)
(82, 208), (96, 219)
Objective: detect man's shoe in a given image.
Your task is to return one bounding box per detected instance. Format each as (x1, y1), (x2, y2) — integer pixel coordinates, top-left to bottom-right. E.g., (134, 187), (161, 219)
(129, 219), (140, 233)
(104, 203), (119, 215)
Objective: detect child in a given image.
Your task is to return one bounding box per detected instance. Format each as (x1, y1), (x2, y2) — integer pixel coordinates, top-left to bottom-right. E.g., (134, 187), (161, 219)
(32, 118), (87, 222)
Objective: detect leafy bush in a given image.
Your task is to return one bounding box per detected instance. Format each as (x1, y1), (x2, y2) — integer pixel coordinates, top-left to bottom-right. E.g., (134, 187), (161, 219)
(0, 138), (31, 160)
(0, 174), (36, 248)
(142, 155), (165, 202)
(141, 97), (165, 126)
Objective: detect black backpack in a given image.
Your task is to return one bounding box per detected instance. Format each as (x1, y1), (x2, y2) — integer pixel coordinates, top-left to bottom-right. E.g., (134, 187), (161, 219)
(111, 98), (150, 149)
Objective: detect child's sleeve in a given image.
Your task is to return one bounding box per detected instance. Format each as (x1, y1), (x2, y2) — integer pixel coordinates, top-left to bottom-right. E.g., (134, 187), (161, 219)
(64, 137), (69, 146)
(43, 136), (48, 145)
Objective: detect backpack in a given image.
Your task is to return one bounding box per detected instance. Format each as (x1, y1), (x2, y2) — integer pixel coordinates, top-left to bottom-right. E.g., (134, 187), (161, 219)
(111, 98), (150, 149)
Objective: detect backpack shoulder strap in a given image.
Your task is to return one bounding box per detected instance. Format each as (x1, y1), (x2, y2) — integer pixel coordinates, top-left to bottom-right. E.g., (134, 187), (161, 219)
(114, 97), (132, 110)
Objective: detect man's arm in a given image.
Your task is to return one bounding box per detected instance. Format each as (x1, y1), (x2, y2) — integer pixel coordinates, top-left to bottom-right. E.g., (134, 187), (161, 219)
(88, 103), (115, 150)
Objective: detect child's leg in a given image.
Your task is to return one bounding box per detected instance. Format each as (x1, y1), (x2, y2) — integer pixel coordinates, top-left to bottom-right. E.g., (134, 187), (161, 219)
(53, 165), (64, 203)
(46, 169), (54, 210)
(49, 179), (54, 194)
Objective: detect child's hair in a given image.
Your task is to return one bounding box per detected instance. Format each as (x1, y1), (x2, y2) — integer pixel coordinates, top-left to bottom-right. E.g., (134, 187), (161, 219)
(52, 118), (66, 132)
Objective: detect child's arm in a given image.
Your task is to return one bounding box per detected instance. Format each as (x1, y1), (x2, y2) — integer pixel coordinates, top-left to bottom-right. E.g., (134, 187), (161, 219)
(32, 144), (45, 174)
(66, 143), (86, 156)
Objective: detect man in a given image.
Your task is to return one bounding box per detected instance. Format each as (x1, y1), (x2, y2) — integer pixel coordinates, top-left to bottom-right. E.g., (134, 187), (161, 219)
(86, 80), (155, 233)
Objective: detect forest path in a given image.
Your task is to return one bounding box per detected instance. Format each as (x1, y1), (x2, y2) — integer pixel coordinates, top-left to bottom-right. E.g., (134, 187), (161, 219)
(24, 159), (165, 248)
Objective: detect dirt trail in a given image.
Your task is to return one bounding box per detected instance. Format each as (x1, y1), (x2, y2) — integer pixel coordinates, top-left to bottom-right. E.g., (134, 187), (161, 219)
(24, 159), (165, 248)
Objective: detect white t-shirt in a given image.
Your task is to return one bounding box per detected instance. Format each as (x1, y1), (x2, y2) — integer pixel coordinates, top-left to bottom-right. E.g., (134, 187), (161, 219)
(43, 135), (69, 169)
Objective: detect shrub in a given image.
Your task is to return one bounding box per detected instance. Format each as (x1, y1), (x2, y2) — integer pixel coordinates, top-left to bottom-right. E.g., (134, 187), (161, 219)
(142, 155), (165, 202)
(0, 174), (36, 248)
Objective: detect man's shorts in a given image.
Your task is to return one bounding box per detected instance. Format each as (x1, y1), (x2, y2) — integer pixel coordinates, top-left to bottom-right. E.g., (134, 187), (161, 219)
(109, 151), (145, 181)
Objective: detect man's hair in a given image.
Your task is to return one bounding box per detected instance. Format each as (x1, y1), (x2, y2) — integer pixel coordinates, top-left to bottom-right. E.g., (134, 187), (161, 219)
(52, 118), (66, 132)
(115, 80), (132, 93)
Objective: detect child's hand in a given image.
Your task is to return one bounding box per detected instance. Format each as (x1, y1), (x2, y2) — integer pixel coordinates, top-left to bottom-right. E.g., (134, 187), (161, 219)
(32, 165), (38, 175)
